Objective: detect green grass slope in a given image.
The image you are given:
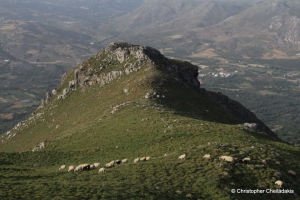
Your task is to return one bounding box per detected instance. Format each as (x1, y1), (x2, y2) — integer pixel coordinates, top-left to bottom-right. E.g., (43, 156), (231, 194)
(0, 43), (299, 199)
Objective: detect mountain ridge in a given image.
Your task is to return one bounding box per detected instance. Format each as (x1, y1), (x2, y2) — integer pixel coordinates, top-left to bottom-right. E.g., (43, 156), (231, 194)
(1, 42), (278, 152)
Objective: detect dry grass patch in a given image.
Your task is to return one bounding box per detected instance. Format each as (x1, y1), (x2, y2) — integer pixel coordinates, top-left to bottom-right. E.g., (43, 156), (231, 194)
(0, 24), (16, 30)
(258, 90), (278, 95)
(244, 77), (254, 82)
(262, 49), (298, 59)
(239, 82), (254, 89)
(167, 34), (183, 40)
(0, 113), (13, 120)
(0, 97), (8, 103)
(26, 49), (39, 54)
(189, 48), (229, 63)
(11, 102), (24, 109)
(247, 64), (266, 68)
(160, 48), (175, 54)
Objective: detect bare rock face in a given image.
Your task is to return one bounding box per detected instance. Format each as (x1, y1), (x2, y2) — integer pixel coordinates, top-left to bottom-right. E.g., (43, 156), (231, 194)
(115, 47), (130, 63)
(39, 42), (202, 109)
(72, 42), (155, 88)
(177, 64), (200, 89)
(105, 42), (164, 63)
(52, 89), (57, 96)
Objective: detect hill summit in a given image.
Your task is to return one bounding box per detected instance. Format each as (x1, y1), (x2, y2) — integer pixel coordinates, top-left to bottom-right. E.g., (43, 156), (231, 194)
(1, 42), (299, 200)
(55, 42), (277, 134)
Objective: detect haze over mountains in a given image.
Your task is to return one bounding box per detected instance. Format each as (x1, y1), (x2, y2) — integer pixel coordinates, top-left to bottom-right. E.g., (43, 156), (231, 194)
(103, 0), (300, 58)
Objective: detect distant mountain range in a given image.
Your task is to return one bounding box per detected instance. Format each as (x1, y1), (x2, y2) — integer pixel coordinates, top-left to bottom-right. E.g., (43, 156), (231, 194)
(101, 0), (300, 58)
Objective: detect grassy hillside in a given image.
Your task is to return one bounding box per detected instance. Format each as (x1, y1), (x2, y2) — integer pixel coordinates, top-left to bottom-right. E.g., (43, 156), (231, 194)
(0, 43), (299, 199)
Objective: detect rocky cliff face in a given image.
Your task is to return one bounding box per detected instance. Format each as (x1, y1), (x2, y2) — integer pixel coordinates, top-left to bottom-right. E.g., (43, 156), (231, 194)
(51, 42), (200, 102)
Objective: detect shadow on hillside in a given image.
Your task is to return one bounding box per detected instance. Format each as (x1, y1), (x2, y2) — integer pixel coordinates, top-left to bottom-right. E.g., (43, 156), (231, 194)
(150, 69), (243, 124)
(148, 60), (278, 139)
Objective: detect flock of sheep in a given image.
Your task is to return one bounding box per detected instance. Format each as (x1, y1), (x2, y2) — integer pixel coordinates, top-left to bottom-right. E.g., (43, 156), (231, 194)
(58, 153), (287, 188)
(58, 157), (149, 174)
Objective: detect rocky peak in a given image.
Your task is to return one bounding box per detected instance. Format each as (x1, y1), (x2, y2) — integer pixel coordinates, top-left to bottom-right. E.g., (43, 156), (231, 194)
(105, 42), (165, 63)
(40, 42), (201, 106)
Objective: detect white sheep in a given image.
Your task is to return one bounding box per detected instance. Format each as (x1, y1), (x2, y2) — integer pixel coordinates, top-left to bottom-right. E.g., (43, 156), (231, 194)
(140, 157), (146, 161)
(225, 157), (234, 162)
(105, 162), (114, 168)
(90, 164), (95, 170)
(242, 157), (251, 163)
(74, 165), (83, 172)
(68, 165), (75, 172)
(109, 160), (115, 165)
(178, 154), (186, 160)
(134, 158), (140, 163)
(145, 156), (151, 161)
(98, 167), (106, 173)
(203, 154), (211, 159)
(94, 163), (100, 168)
(219, 156), (227, 160)
(219, 156), (234, 162)
(275, 180), (283, 187)
(121, 158), (128, 163)
(59, 165), (66, 171)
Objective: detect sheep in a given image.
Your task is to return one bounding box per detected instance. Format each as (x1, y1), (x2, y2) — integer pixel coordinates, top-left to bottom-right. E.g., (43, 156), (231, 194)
(59, 165), (66, 171)
(242, 157), (251, 164)
(68, 165), (75, 172)
(219, 156), (234, 162)
(98, 167), (106, 173)
(275, 180), (283, 187)
(74, 165), (83, 172)
(226, 157), (235, 162)
(94, 163), (100, 168)
(219, 156), (227, 160)
(145, 156), (151, 161)
(115, 160), (122, 164)
(134, 158), (140, 163)
(203, 154), (211, 159)
(121, 158), (128, 163)
(178, 154), (186, 160)
(81, 164), (90, 171)
(90, 164), (95, 170)
(105, 162), (114, 168)
(109, 160), (115, 165)
(140, 157), (146, 162)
